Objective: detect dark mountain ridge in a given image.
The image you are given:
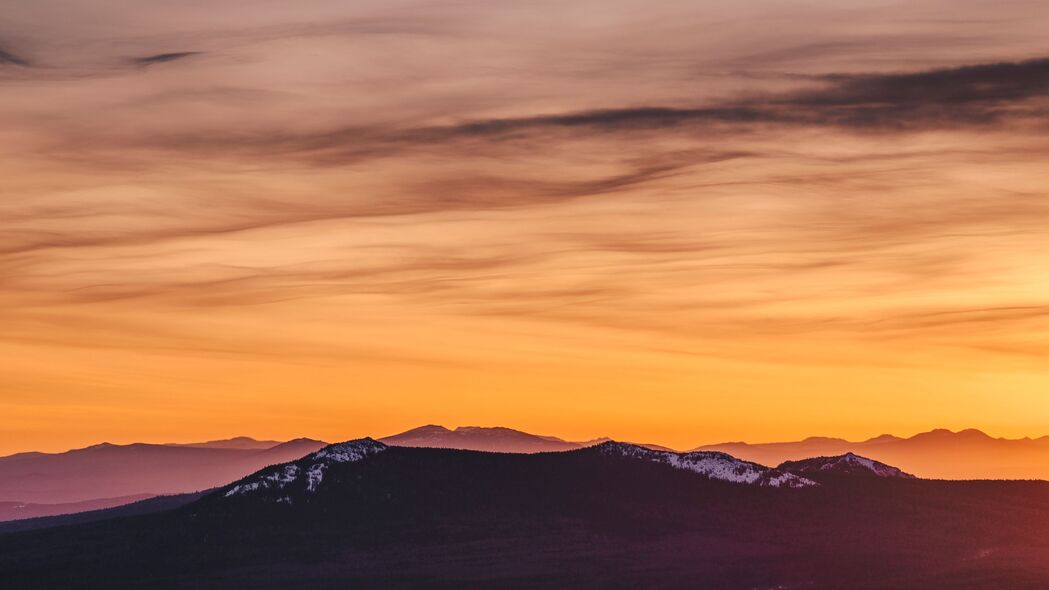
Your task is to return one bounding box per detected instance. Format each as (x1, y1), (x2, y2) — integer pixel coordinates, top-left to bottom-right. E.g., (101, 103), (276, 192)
(3, 441), (1049, 589)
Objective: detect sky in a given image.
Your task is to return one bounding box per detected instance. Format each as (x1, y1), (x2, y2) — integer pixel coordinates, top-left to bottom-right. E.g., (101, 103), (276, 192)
(2, 0), (1049, 455)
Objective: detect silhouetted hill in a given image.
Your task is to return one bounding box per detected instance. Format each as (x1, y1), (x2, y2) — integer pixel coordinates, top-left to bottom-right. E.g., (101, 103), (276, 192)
(0, 492), (205, 534)
(2, 441), (1049, 589)
(0, 494), (155, 523)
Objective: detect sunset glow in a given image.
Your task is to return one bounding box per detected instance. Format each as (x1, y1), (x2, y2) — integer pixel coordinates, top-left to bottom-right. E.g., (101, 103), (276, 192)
(4, 0), (1049, 455)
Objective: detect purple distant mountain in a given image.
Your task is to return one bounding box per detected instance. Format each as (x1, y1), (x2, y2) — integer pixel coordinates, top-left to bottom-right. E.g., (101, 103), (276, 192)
(164, 436), (283, 450)
(0, 494), (155, 523)
(378, 424), (674, 454)
(378, 425), (583, 453)
(0, 438), (327, 507)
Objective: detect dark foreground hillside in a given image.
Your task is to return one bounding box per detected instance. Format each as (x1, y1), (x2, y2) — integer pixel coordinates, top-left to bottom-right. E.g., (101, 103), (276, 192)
(2, 444), (1049, 589)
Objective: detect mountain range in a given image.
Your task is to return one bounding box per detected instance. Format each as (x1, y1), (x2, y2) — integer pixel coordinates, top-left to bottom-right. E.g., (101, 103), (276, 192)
(2, 439), (1047, 589)
(0, 438), (326, 506)
(5, 425), (1049, 524)
(696, 428), (1049, 480)
(382, 426), (1049, 480)
(0, 425), (669, 520)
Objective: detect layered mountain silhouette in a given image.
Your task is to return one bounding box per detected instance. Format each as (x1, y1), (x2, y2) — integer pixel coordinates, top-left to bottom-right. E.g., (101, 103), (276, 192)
(222, 439), (816, 502)
(386, 426), (1049, 480)
(0, 494), (154, 523)
(3, 440), (1049, 589)
(0, 424), (669, 515)
(6, 425), (1049, 523)
(697, 428), (1049, 479)
(0, 492), (205, 535)
(0, 438), (326, 507)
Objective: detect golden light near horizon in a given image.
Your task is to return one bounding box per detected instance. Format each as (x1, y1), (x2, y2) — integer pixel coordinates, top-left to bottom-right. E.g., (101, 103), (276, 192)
(3, 0), (1049, 455)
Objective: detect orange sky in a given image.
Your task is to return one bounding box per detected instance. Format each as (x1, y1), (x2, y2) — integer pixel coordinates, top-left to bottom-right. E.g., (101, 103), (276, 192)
(3, 1), (1049, 455)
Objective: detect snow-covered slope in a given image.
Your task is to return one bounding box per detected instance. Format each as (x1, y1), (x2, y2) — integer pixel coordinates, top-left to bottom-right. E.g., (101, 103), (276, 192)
(597, 442), (817, 488)
(778, 452), (916, 479)
(223, 438), (387, 499)
(220, 438), (815, 503)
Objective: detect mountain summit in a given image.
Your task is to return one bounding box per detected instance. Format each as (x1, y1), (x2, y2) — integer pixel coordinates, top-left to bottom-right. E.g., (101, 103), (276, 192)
(223, 439), (387, 500)
(779, 452), (916, 480)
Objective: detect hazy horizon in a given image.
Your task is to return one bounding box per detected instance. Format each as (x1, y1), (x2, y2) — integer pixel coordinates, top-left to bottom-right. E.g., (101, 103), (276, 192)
(5, 423), (1047, 457)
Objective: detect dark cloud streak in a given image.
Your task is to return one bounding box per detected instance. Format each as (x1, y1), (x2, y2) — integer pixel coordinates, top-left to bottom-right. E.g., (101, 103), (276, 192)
(809, 58), (1049, 106)
(131, 52), (202, 67)
(0, 46), (30, 67)
(432, 57), (1049, 136)
(105, 56), (1049, 167)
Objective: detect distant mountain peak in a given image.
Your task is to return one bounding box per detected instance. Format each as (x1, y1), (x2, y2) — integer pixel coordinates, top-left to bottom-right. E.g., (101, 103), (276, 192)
(455, 426), (508, 433)
(911, 428), (992, 442)
(404, 424), (453, 434)
(864, 434), (902, 444)
(165, 436), (286, 450)
(779, 453), (916, 479)
(223, 439), (386, 500)
(310, 438), (386, 464)
(380, 424), (580, 453)
(596, 442), (817, 488)
(272, 437), (326, 447)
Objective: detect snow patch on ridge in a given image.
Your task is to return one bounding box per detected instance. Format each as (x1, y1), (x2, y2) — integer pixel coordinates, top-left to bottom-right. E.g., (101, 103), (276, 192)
(311, 439), (387, 464)
(779, 452), (916, 479)
(223, 438), (386, 498)
(597, 442), (817, 488)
